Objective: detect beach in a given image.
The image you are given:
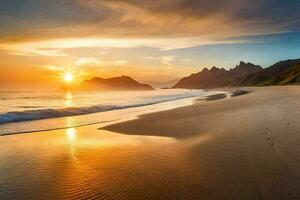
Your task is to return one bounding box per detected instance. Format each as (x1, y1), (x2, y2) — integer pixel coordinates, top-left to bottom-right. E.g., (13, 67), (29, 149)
(1, 86), (300, 199)
(2, 0), (300, 199)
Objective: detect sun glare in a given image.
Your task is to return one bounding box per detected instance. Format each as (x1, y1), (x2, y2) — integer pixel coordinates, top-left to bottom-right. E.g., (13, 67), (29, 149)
(64, 72), (74, 83)
(67, 128), (76, 141)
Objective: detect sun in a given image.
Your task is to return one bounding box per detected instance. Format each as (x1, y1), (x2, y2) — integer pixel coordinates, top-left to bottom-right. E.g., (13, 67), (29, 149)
(64, 72), (74, 83)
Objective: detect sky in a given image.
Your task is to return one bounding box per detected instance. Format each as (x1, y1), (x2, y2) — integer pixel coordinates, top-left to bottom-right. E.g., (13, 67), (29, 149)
(1, 0), (300, 90)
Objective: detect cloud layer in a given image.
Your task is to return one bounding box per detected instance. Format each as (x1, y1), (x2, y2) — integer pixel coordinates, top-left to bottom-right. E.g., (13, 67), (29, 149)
(1, 0), (300, 45)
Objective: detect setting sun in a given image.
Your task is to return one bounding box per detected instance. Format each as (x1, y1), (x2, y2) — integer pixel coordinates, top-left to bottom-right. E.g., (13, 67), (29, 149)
(64, 72), (74, 83)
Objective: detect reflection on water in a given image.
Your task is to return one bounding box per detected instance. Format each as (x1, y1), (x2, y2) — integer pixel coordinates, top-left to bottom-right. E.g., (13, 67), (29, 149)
(0, 125), (193, 200)
(65, 116), (77, 130)
(64, 92), (74, 107)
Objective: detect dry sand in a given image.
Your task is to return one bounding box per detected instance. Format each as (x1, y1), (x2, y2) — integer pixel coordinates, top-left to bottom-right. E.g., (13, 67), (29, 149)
(1, 86), (300, 200)
(103, 86), (300, 199)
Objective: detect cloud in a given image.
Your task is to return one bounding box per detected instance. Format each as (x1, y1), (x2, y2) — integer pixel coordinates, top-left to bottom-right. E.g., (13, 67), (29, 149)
(108, 60), (128, 66)
(1, 37), (253, 57)
(8, 47), (68, 57)
(144, 55), (175, 65)
(45, 65), (63, 71)
(0, 0), (299, 48)
(161, 56), (174, 65)
(75, 57), (128, 68)
(75, 57), (103, 66)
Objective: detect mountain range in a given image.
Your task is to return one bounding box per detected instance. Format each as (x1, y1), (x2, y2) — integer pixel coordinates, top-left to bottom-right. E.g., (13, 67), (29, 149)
(77, 58), (300, 91)
(231, 59), (300, 86)
(172, 62), (262, 89)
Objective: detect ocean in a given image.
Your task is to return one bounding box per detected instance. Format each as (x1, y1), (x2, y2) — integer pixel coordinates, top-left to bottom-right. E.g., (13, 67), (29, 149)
(0, 89), (221, 135)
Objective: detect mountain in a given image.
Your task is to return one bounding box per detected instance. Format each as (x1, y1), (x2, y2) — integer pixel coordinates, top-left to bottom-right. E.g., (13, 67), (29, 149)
(172, 62), (262, 89)
(229, 62), (263, 77)
(78, 76), (154, 91)
(232, 59), (300, 86)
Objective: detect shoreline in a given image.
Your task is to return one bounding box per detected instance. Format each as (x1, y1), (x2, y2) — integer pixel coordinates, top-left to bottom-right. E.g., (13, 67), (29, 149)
(2, 86), (300, 199)
(101, 88), (255, 139)
(0, 89), (236, 136)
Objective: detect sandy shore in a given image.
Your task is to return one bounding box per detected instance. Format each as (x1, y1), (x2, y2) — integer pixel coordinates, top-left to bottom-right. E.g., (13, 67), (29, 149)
(1, 86), (300, 199)
(103, 86), (300, 199)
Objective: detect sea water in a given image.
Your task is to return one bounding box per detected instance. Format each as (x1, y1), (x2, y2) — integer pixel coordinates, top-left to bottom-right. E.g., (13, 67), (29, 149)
(0, 89), (222, 135)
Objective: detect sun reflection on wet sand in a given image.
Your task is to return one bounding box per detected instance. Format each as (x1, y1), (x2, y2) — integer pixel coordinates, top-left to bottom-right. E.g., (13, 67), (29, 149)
(66, 128), (77, 160)
(0, 125), (193, 199)
(66, 128), (76, 141)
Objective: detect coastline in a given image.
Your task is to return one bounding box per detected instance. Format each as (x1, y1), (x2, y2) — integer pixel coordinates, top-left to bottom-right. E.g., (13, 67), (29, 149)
(2, 86), (300, 199)
(0, 89), (227, 136)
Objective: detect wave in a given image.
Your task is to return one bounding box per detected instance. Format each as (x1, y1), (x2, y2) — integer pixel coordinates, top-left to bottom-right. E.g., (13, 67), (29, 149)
(0, 92), (213, 124)
(0, 106), (118, 124)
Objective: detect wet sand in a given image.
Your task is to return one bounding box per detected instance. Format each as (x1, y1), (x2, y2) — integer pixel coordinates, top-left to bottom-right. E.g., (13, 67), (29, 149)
(1, 87), (300, 199)
(104, 86), (300, 199)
